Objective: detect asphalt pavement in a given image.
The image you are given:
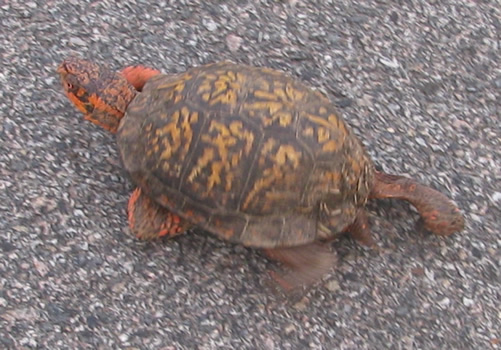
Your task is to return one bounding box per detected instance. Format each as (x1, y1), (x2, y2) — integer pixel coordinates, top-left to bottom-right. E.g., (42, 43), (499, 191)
(0, 0), (499, 349)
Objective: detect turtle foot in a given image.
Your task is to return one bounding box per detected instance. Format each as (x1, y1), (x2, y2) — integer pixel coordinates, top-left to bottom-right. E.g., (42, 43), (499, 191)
(263, 242), (336, 292)
(127, 187), (190, 240)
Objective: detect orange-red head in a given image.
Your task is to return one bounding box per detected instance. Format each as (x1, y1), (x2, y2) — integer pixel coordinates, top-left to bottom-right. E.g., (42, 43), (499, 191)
(58, 57), (136, 133)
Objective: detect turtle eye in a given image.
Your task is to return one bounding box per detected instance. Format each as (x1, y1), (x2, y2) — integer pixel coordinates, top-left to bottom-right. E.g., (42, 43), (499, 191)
(66, 82), (74, 90)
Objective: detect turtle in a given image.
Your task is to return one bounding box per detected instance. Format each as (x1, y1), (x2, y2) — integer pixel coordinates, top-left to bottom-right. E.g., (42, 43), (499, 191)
(58, 57), (464, 290)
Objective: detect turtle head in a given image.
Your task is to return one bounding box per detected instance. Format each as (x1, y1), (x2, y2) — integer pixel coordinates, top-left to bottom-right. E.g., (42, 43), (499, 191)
(58, 57), (137, 133)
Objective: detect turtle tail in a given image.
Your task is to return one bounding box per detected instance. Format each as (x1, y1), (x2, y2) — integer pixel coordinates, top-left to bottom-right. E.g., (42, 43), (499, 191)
(370, 171), (464, 236)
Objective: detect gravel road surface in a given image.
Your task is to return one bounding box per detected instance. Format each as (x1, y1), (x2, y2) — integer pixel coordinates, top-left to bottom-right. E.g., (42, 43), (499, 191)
(0, 0), (499, 349)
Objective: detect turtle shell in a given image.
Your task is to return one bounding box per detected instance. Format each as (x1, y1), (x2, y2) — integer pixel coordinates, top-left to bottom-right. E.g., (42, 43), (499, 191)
(117, 62), (374, 248)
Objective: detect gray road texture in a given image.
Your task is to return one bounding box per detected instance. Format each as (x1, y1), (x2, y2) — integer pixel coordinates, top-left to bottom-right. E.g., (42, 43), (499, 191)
(0, 0), (499, 349)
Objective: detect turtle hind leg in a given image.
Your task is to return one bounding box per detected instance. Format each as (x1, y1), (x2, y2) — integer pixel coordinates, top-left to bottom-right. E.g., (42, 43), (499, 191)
(370, 171), (465, 236)
(319, 200), (376, 247)
(121, 66), (161, 91)
(127, 187), (191, 240)
(263, 242), (337, 292)
(343, 208), (375, 247)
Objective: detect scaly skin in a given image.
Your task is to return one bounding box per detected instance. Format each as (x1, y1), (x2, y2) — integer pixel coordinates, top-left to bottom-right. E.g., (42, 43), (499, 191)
(58, 57), (137, 133)
(370, 171), (464, 236)
(122, 65), (161, 91)
(128, 188), (191, 239)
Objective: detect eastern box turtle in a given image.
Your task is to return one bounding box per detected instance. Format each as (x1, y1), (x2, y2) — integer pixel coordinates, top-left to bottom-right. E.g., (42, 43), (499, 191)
(58, 58), (464, 290)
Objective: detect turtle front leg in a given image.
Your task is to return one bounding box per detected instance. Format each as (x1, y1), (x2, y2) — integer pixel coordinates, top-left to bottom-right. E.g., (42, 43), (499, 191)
(370, 171), (464, 236)
(127, 188), (191, 240)
(121, 66), (161, 91)
(263, 242), (337, 291)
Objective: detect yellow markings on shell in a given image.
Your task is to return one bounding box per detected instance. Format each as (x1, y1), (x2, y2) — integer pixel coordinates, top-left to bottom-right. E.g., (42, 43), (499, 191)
(242, 141), (302, 211)
(209, 90), (237, 106)
(275, 145), (301, 168)
(317, 127), (330, 143)
(303, 127), (314, 137)
(180, 107), (197, 156)
(147, 134), (160, 158)
(204, 121), (237, 163)
(304, 113), (334, 130)
(272, 87), (286, 101)
(260, 138), (276, 160)
(213, 80), (230, 96)
(150, 107), (198, 173)
(228, 120), (254, 154)
(225, 172), (234, 192)
(244, 101), (283, 115)
(204, 73), (217, 80)
(215, 74), (231, 83)
(197, 69), (245, 107)
(188, 119), (254, 194)
(285, 84), (305, 101)
(242, 82), (307, 127)
(161, 162), (170, 172)
(322, 139), (343, 152)
(319, 106), (327, 114)
(197, 83), (212, 94)
(158, 111), (181, 162)
(321, 171), (341, 184)
(174, 95), (183, 104)
(188, 148), (215, 183)
(144, 124), (154, 158)
(303, 112), (346, 153)
(260, 67), (283, 77)
(174, 82), (185, 93)
(157, 78), (187, 90)
(155, 72), (194, 105)
(328, 114), (346, 134)
(254, 90), (279, 101)
(207, 161), (223, 191)
(230, 153), (240, 167)
(277, 112), (292, 126)
(228, 121), (241, 135)
(242, 170), (276, 211)
(249, 91), (295, 127)
(256, 78), (270, 91)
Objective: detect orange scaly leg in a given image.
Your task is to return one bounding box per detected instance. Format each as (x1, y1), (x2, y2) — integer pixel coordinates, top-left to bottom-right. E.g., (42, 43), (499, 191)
(127, 188), (191, 240)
